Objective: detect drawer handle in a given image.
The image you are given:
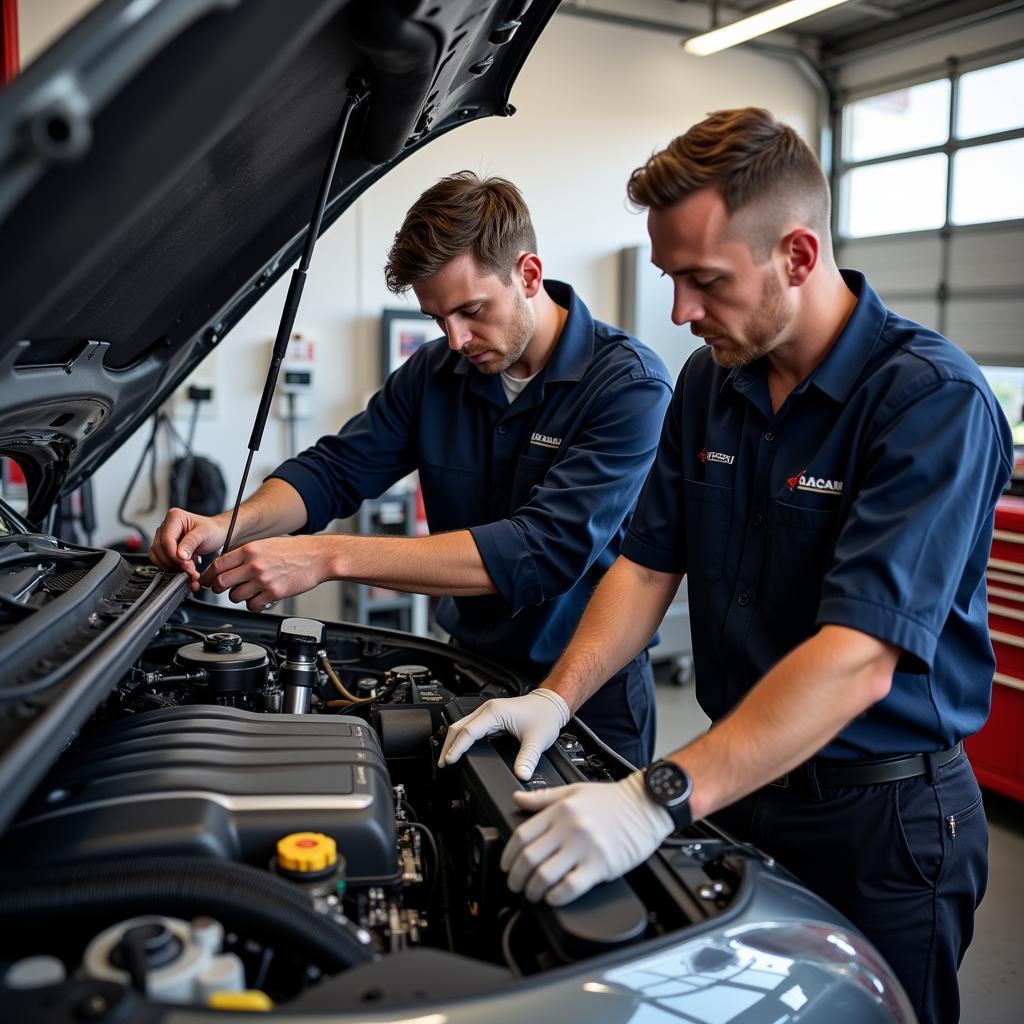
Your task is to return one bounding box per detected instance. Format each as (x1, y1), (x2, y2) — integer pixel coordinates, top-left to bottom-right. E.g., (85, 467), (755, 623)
(990, 629), (1024, 649)
(990, 601), (1024, 622)
(988, 557), (1024, 573)
(994, 672), (1024, 693)
(993, 530), (1024, 545)
(987, 568), (1024, 586)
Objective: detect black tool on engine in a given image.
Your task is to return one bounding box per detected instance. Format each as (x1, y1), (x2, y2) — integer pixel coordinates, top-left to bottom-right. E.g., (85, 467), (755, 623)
(277, 618), (325, 714)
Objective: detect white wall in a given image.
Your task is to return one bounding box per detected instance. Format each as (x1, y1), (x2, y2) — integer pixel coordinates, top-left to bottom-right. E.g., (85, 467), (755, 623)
(22, 4), (816, 617)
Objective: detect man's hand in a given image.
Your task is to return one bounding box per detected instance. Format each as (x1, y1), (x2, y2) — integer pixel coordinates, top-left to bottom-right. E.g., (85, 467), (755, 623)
(501, 771), (673, 905)
(149, 508), (229, 590)
(201, 536), (332, 611)
(438, 689), (570, 780)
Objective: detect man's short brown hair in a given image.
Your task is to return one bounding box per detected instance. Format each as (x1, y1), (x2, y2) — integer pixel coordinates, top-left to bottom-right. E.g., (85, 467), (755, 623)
(627, 108), (831, 261)
(385, 171), (537, 294)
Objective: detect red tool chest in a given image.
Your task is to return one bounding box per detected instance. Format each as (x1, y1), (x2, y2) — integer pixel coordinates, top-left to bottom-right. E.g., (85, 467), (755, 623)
(966, 496), (1024, 802)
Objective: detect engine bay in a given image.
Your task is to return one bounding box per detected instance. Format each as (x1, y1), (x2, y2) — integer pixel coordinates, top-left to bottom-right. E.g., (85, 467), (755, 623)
(0, 564), (757, 1019)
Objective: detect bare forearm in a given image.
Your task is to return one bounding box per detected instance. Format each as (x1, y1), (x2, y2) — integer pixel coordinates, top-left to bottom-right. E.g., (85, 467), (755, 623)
(673, 625), (898, 820)
(328, 530), (497, 597)
(221, 479), (309, 544)
(545, 556), (682, 711)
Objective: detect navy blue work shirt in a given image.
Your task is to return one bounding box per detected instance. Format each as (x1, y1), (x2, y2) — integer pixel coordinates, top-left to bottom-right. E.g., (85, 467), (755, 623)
(271, 281), (673, 674)
(622, 271), (1013, 758)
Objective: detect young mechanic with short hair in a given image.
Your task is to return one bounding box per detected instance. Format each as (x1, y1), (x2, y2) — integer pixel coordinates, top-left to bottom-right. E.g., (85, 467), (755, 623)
(440, 110), (1012, 1024)
(150, 171), (673, 768)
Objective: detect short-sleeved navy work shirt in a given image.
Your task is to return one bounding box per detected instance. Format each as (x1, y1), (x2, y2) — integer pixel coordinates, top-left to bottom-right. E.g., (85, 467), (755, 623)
(271, 281), (673, 674)
(622, 271), (1013, 758)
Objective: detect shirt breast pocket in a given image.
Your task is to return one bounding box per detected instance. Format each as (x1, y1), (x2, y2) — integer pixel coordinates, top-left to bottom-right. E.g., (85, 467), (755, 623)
(683, 477), (732, 584)
(511, 453), (555, 509)
(765, 500), (841, 627)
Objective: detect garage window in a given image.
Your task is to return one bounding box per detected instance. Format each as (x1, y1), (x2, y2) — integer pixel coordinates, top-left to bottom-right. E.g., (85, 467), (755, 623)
(981, 366), (1024, 445)
(838, 56), (1024, 240)
(835, 50), (1024, 364)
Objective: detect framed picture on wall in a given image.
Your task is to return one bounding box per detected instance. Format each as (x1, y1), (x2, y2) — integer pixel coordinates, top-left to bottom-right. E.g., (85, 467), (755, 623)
(380, 309), (437, 382)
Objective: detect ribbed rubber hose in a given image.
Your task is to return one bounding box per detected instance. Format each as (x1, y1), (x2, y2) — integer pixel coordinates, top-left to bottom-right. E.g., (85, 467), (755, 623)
(0, 857), (374, 970)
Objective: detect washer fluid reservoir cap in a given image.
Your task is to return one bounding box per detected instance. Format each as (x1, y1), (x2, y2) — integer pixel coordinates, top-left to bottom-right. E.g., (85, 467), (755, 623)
(204, 632), (243, 653)
(276, 832), (337, 873)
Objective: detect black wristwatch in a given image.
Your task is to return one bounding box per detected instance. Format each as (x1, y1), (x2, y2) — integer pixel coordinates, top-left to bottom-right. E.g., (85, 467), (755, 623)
(643, 759), (693, 831)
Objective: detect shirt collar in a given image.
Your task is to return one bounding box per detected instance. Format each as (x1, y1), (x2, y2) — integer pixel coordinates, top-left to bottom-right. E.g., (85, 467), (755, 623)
(453, 280), (594, 382)
(806, 270), (887, 403)
(724, 270), (887, 404)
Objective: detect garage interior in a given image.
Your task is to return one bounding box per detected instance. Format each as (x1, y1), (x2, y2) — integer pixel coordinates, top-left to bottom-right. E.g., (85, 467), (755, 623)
(2, 1), (1023, 1021)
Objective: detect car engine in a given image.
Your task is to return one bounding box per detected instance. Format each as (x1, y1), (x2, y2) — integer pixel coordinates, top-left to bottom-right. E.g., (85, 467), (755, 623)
(0, 559), (756, 1019)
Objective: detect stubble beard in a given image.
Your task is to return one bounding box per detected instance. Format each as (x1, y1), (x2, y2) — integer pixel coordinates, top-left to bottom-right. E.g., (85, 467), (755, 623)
(474, 289), (536, 376)
(706, 271), (793, 369)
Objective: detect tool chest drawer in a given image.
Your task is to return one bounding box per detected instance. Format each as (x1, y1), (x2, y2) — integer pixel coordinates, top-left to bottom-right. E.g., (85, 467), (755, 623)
(967, 497), (1024, 802)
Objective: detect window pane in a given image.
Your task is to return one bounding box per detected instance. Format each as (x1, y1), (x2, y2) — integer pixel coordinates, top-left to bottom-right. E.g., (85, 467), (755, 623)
(981, 366), (1024, 445)
(952, 138), (1024, 225)
(841, 154), (947, 238)
(843, 79), (950, 162)
(957, 58), (1024, 139)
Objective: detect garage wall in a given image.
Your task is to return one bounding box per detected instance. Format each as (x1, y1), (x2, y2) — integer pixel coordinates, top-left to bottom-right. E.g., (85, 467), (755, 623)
(21, 2), (816, 616)
(831, 10), (1024, 93)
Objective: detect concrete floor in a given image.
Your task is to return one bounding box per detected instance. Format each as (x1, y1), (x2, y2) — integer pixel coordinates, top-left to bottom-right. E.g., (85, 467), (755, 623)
(652, 673), (1024, 1023)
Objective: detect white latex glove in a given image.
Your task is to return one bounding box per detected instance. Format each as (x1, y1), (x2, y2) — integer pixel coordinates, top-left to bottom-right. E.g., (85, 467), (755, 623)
(501, 771), (674, 905)
(438, 689), (570, 780)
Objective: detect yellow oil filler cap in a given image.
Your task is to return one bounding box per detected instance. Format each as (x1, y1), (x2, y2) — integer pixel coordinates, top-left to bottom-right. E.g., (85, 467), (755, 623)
(208, 989), (274, 1011)
(276, 831), (338, 874)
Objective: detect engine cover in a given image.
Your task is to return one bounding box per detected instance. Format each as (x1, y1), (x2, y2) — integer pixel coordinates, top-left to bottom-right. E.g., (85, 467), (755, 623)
(1, 707), (397, 884)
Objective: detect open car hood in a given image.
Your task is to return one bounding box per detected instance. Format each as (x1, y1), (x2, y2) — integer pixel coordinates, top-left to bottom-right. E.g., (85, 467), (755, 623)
(0, 0), (557, 526)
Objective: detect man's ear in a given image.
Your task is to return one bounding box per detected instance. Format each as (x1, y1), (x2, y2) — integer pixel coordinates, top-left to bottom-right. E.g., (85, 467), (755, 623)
(519, 252), (543, 298)
(780, 228), (819, 286)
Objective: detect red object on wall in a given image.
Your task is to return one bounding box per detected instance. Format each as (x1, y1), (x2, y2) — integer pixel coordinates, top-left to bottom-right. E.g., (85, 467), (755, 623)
(1, 0), (18, 85)
(966, 496), (1024, 802)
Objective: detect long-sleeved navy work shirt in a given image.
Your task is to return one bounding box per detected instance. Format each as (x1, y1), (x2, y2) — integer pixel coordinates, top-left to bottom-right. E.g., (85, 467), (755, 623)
(621, 271), (1013, 758)
(271, 281), (673, 674)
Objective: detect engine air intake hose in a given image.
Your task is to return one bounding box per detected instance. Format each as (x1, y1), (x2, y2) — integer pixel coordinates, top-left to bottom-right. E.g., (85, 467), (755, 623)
(0, 857), (374, 970)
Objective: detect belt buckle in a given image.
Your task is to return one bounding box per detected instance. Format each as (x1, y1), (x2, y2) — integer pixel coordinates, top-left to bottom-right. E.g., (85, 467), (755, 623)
(769, 773), (790, 789)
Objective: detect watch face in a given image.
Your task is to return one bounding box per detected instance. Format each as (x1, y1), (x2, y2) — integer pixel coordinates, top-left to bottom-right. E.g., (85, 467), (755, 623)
(647, 762), (690, 804)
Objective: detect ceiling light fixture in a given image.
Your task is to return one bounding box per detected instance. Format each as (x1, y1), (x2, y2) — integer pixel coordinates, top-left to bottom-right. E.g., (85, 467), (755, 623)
(683, 0), (855, 56)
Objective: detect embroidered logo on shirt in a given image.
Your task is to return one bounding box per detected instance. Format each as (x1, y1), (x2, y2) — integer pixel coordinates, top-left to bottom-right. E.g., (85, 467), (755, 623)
(788, 469), (843, 495)
(530, 432), (562, 450)
(699, 448), (735, 466)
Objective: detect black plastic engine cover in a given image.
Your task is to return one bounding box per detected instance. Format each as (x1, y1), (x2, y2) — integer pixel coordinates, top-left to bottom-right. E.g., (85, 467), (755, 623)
(1, 706), (397, 883)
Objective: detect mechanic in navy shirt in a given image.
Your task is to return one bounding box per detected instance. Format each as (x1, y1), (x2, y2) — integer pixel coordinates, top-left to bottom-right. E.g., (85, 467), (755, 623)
(442, 111), (1012, 1023)
(149, 172), (673, 768)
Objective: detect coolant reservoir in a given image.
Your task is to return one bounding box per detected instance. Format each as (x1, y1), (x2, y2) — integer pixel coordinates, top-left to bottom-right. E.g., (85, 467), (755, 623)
(81, 915), (244, 1005)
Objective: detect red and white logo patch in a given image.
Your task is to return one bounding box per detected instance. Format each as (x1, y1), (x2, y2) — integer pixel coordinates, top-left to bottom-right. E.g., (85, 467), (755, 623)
(788, 469), (843, 495)
(699, 448), (735, 466)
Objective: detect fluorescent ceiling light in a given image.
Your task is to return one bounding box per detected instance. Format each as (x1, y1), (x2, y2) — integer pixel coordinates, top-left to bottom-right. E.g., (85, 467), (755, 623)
(683, 0), (855, 56)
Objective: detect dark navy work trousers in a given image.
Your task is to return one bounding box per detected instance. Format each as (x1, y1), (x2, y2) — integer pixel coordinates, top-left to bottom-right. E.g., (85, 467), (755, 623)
(713, 752), (987, 1024)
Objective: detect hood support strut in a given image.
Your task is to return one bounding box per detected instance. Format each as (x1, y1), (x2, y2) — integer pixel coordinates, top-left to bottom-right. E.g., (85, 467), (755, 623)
(221, 76), (370, 557)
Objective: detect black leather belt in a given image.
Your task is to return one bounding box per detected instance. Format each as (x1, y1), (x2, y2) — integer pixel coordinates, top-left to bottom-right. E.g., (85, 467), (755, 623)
(770, 742), (963, 795)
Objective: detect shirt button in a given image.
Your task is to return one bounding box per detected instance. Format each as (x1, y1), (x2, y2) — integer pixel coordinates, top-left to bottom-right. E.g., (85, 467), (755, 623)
(497, 424), (508, 434)
(752, 512), (764, 527)
(737, 593), (750, 607)
(763, 431), (775, 442)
